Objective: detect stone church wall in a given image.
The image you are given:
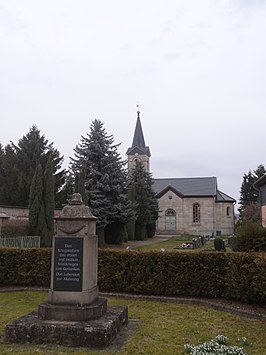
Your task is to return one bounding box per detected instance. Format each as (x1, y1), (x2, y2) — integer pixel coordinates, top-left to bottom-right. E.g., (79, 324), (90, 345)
(215, 202), (235, 235)
(156, 194), (235, 236)
(156, 191), (183, 234)
(262, 205), (266, 228)
(182, 197), (215, 236)
(156, 194), (217, 236)
(128, 154), (150, 173)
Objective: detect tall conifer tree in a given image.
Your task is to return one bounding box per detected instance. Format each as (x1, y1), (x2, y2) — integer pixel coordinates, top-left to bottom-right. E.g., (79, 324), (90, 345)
(0, 126), (65, 207)
(70, 119), (134, 244)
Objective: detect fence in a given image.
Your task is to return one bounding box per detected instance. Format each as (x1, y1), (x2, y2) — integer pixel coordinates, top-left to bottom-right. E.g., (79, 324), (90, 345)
(0, 236), (40, 248)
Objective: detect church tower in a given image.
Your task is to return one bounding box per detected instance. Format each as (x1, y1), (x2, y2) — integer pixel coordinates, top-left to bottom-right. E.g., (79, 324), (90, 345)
(126, 110), (151, 173)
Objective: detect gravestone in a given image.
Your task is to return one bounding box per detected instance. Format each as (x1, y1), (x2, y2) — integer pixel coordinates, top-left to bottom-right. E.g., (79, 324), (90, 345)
(5, 193), (128, 348)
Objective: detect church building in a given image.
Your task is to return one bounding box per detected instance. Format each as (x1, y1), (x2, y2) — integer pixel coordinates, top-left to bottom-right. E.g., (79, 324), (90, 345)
(127, 111), (235, 236)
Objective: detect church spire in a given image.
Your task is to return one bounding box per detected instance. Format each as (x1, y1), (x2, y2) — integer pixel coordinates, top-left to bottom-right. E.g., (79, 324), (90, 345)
(131, 110), (146, 149)
(126, 109), (151, 173)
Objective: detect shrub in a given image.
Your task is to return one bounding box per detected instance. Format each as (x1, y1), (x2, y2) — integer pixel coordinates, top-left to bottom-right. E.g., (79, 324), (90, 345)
(235, 222), (266, 252)
(214, 237), (225, 251)
(228, 236), (240, 252)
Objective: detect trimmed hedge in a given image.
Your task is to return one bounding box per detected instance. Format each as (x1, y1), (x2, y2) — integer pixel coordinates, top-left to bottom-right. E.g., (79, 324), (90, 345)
(98, 250), (266, 304)
(0, 248), (265, 304)
(0, 248), (51, 287)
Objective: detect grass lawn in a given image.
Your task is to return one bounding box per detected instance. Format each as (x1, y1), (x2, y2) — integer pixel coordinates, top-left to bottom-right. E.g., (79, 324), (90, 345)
(0, 291), (265, 354)
(132, 235), (215, 252)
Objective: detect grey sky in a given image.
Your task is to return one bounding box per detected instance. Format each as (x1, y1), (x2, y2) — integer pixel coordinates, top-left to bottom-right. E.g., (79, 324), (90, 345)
(1, 0), (266, 208)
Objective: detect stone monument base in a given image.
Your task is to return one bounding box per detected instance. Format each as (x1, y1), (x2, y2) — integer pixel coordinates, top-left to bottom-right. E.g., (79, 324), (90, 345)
(38, 297), (107, 321)
(5, 306), (128, 348)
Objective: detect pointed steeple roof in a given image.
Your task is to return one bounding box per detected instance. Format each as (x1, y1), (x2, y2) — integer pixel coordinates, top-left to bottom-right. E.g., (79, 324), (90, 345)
(132, 111), (146, 148)
(126, 111), (151, 157)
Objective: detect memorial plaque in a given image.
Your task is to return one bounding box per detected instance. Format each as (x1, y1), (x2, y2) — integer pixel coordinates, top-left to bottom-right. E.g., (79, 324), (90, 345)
(53, 237), (83, 292)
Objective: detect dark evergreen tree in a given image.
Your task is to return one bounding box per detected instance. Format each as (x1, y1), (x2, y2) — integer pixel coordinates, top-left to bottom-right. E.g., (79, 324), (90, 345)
(0, 125), (66, 207)
(29, 164), (43, 237)
(239, 164), (266, 222)
(70, 119), (135, 244)
(126, 184), (136, 241)
(128, 160), (159, 240)
(0, 144), (19, 206)
(28, 156), (55, 247)
(42, 154), (55, 247)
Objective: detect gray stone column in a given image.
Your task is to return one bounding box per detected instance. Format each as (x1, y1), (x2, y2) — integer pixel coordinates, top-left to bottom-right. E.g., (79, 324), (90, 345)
(48, 193), (98, 306)
(38, 193), (107, 321)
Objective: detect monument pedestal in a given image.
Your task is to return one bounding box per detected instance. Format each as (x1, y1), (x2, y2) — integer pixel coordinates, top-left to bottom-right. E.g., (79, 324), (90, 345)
(5, 194), (128, 348)
(5, 307), (128, 348)
(38, 297), (107, 321)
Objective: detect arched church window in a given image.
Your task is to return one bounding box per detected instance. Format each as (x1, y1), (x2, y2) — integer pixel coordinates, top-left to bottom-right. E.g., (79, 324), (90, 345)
(193, 203), (200, 223)
(133, 158), (141, 167)
(226, 206), (230, 216)
(165, 209), (176, 216)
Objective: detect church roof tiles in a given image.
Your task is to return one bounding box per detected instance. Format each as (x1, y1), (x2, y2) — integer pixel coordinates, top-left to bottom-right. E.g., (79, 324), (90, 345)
(153, 177), (235, 202)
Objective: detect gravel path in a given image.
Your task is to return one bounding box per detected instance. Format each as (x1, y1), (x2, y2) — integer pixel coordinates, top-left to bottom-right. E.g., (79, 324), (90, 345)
(102, 234), (173, 249)
(1, 286), (265, 321)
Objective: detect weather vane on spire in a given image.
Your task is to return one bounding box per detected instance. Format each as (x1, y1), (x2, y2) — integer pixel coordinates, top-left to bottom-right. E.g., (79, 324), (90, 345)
(136, 102), (140, 118)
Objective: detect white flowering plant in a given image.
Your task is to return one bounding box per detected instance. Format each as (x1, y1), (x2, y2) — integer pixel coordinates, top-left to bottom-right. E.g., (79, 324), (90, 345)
(184, 335), (249, 354)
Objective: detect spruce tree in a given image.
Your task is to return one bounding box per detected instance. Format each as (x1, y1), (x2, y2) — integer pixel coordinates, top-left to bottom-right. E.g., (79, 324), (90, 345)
(70, 119), (134, 244)
(0, 144), (18, 205)
(0, 125), (66, 207)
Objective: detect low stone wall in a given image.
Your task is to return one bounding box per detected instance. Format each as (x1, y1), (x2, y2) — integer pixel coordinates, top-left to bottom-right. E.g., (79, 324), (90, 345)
(0, 206), (61, 220)
(0, 206), (29, 220)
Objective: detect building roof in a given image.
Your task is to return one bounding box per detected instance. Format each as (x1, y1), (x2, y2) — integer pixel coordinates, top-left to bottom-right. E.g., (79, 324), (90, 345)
(153, 177), (235, 202)
(216, 190), (236, 203)
(254, 174), (266, 189)
(126, 111), (151, 157)
(0, 212), (9, 218)
(153, 177), (217, 197)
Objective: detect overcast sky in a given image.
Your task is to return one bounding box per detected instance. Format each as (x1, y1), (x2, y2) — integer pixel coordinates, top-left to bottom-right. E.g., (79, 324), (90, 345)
(1, 0), (266, 207)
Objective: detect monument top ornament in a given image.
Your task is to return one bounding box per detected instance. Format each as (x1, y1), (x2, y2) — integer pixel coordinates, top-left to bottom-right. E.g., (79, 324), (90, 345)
(55, 193), (96, 235)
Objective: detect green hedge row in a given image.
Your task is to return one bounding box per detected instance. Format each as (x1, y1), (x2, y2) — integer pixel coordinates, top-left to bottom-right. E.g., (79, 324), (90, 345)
(0, 248), (51, 287)
(98, 250), (266, 304)
(0, 248), (265, 304)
